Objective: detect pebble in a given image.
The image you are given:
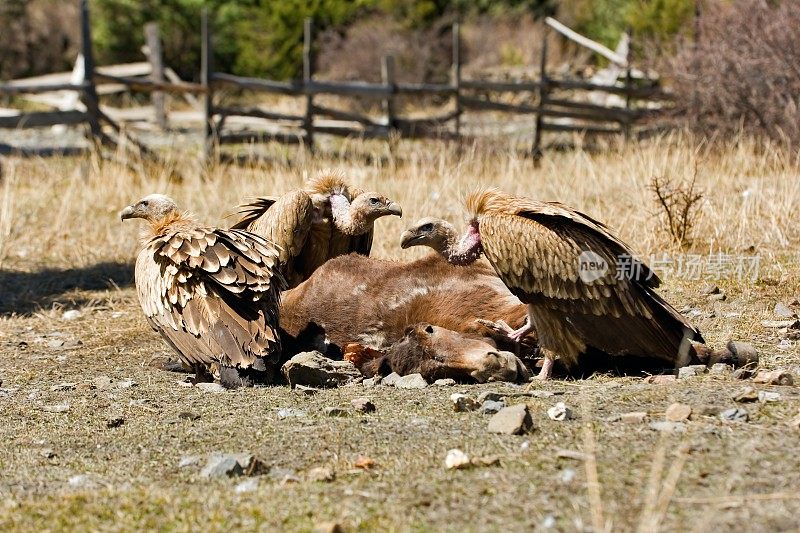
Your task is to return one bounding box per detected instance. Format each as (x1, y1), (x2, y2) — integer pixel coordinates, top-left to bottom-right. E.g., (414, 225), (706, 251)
(41, 403), (70, 413)
(106, 412), (125, 428)
(732, 368), (755, 380)
(40, 449), (56, 459)
(450, 393), (479, 412)
(733, 386), (759, 402)
(351, 398), (376, 413)
(49, 383), (76, 392)
(480, 399), (506, 415)
(280, 351), (361, 388)
(621, 411), (648, 424)
(381, 372), (401, 387)
(649, 421), (686, 433)
(559, 468), (577, 484)
(753, 370), (794, 386)
(394, 373), (428, 389)
(195, 382), (226, 393)
(325, 407), (349, 417)
(307, 466), (336, 482)
(678, 367), (702, 379)
(701, 284), (721, 295)
(433, 378), (456, 386)
(487, 403), (534, 435)
(774, 302), (796, 318)
(234, 478), (259, 493)
(362, 376), (381, 387)
(116, 379), (137, 389)
(758, 391), (781, 403)
(720, 407), (749, 422)
(92, 376), (113, 390)
(761, 319), (800, 329)
(200, 455), (244, 478)
(444, 449), (471, 470)
(276, 408), (307, 420)
(665, 403), (692, 422)
(477, 391), (504, 403)
(178, 455), (201, 468)
(709, 363), (733, 375)
(547, 402), (573, 421)
(61, 310), (82, 321)
(644, 375), (677, 384)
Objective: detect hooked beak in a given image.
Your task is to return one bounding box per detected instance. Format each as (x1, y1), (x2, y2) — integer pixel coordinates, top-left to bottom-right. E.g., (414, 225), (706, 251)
(387, 202), (402, 217)
(400, 230), (421, 249)
(120, 205), (135, 221)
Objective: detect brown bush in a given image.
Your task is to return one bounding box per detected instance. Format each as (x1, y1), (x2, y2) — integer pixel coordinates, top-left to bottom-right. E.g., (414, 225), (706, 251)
(667, 0), (800, 145)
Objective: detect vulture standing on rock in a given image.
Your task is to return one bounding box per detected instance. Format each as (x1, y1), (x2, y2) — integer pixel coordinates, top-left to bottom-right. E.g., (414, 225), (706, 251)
(121, 194), (284, 387)
(233, 172), (402, 288)
(445, 188), (704, 380)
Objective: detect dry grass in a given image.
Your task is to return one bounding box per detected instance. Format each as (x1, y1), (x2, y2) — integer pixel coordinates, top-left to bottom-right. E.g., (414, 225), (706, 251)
(1, 134), (799, 531)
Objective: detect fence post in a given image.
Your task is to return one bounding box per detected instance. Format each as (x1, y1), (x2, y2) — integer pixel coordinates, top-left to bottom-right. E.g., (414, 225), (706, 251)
(532, 23), (549, 159)
(144, 22), (167, 129)
(303, 18), (315, 151)
(451, 22), (461, 138)
(201, 9), (215, 163)
(79, 0), (103, 143)
(382, 55), (396, 131)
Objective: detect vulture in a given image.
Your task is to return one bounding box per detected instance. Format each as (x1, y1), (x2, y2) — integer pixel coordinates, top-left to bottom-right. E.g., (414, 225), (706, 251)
(400, 217), (464, 262)
(445, 187), (704, 380)
(121, 194), (284, 386)
(233, 171), (402, 288)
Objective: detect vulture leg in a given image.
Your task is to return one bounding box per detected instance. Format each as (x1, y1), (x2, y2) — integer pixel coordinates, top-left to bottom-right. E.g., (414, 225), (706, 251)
(191, 363), (214, 384)
(507, 313), (535, 342)
(536, 349), (556, 380)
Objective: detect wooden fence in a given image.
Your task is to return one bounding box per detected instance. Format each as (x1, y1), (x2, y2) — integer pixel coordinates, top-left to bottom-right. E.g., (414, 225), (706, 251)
(0, 1), (671, 161)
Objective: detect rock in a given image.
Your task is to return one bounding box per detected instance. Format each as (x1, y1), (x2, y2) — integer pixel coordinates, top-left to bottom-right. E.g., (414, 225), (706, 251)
(394, 373), (428, 389)
(106, 412), (125, 428)
(621, 411), (648, 424)
(758, 391), (781, 403)
(362, 376), (381, 388)
(195, 382), (226, 393)
(40, 449), (56, 459)
(178, 411), (201, 421)
(281, 351), (360, 388)
(450, 393), (479, 412)
(678, 367), (702, 379)
(49, 382), (76, 392)
(444, 449), (471, 470)
(559, 468), (577, 484)
(381, 372), (401, 387)
(62, 310), (82, 321)
(276, 408), (307, 420)
(433, 378), (456, 386)
(753, 370), (794, 386)
(480, 399), (506, 415)
(41, 403), (70, 413)
(733, 386), (759, 402)
(116, 378), (137, 389)
(649, 421), (686, 433)
(178, 455), (201, 468)
(644, 375), (677, 384)
(200, 455), (244, 478)
(234, 479), (259, 493)
(701, 284), (721, 295)
(547, 402), (573, 421)
(307, 466), (335, 482)
(708, 293), (727, 302)
(761, 319), (800, 329)
(725, 341), (759, 368)
(487, 403), (534, 435)
(325, 407), (349, 417)
(665, 403), (692, 422)
(477, 391), (505, 403)
(295, 384), (319, 396)
(720, 407), (749, 422)
(313, 522), (344, 533)
(351, 398), (376, 413)
(267, 467), (300, 484)
(774, 302), (796, 318)
(92, 376), (113, 390)
(733, 368), (755, 380)
(709, 363), (733, 375)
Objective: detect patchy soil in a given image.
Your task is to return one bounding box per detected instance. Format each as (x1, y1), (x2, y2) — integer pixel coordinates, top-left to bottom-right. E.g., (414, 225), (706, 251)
(1, 276), (799, 532)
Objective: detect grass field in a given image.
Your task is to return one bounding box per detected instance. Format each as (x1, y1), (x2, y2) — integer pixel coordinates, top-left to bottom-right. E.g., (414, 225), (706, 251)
(1, 135), (799, 531)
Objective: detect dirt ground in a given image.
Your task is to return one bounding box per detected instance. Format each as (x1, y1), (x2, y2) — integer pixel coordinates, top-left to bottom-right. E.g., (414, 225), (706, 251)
(1, 138), (799, 531)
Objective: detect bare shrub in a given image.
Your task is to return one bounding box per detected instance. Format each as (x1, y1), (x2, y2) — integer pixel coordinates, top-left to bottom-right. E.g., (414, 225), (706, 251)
(649, 170), (703, 248)
(667, 0), (800, 146)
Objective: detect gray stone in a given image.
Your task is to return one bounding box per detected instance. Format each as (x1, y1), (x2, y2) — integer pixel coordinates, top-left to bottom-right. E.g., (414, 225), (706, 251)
(487, 403), (534, 435)
(41, 403), (70, 413)
(547, 402), (573, 421)
(362, 376), (381, 388)
(758, 391), (781, 403)
(195, 382), (226, 393)
(179, 455), (201, 468)
(450, 393), (479, 412)
(433, 378), (456, 386)
(325, 407), (349, 417)
(394, 373), (428, 389)
(710, 363), (733, 375)
(280, 351), (360, 388)
(294, 385), (319, 396)
(621, 411), (648, 424)
(480, 400), (506, 415)
(200, 455), (244, 478)
(665, 403), (692, 422)
(720, 407), (749, 422)
(351, 398), (376, 413)
(381, 372), (401, 386)
(649, 421), (686, 433)
(49, 382), (76, 392)
(477, 391), (504, 403)
(559, 468), (577, 484)
(774, 302), (797, 318)
(678, 367), (701, 379)
(276, 408), (306, 420)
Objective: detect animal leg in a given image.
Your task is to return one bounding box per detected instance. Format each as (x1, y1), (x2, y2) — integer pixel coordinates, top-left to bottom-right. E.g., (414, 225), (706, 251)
(536, 351), (555, 380)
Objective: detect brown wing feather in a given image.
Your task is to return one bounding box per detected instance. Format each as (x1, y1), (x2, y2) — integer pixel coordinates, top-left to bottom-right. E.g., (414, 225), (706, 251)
(136, 226), (284, 369)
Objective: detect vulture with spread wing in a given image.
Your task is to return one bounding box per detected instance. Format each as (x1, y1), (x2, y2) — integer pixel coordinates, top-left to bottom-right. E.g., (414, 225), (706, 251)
(233, 171), (402, 288)
(446, 188), (704, 380)
(121, 194), (284, 387)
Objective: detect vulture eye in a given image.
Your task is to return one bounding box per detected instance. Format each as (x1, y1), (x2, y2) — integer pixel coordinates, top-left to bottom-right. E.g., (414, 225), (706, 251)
(369, 198), (381, 206)
(424, 324), (434, 334)
(420, 223), (433, 232)
(141, 200), (149, 207)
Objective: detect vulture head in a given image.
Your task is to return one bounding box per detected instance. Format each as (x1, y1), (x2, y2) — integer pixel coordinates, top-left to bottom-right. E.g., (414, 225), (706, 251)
(330, 191), (402, 235)
(400, 217), (457, 253)
(120, 194), (180, 224)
